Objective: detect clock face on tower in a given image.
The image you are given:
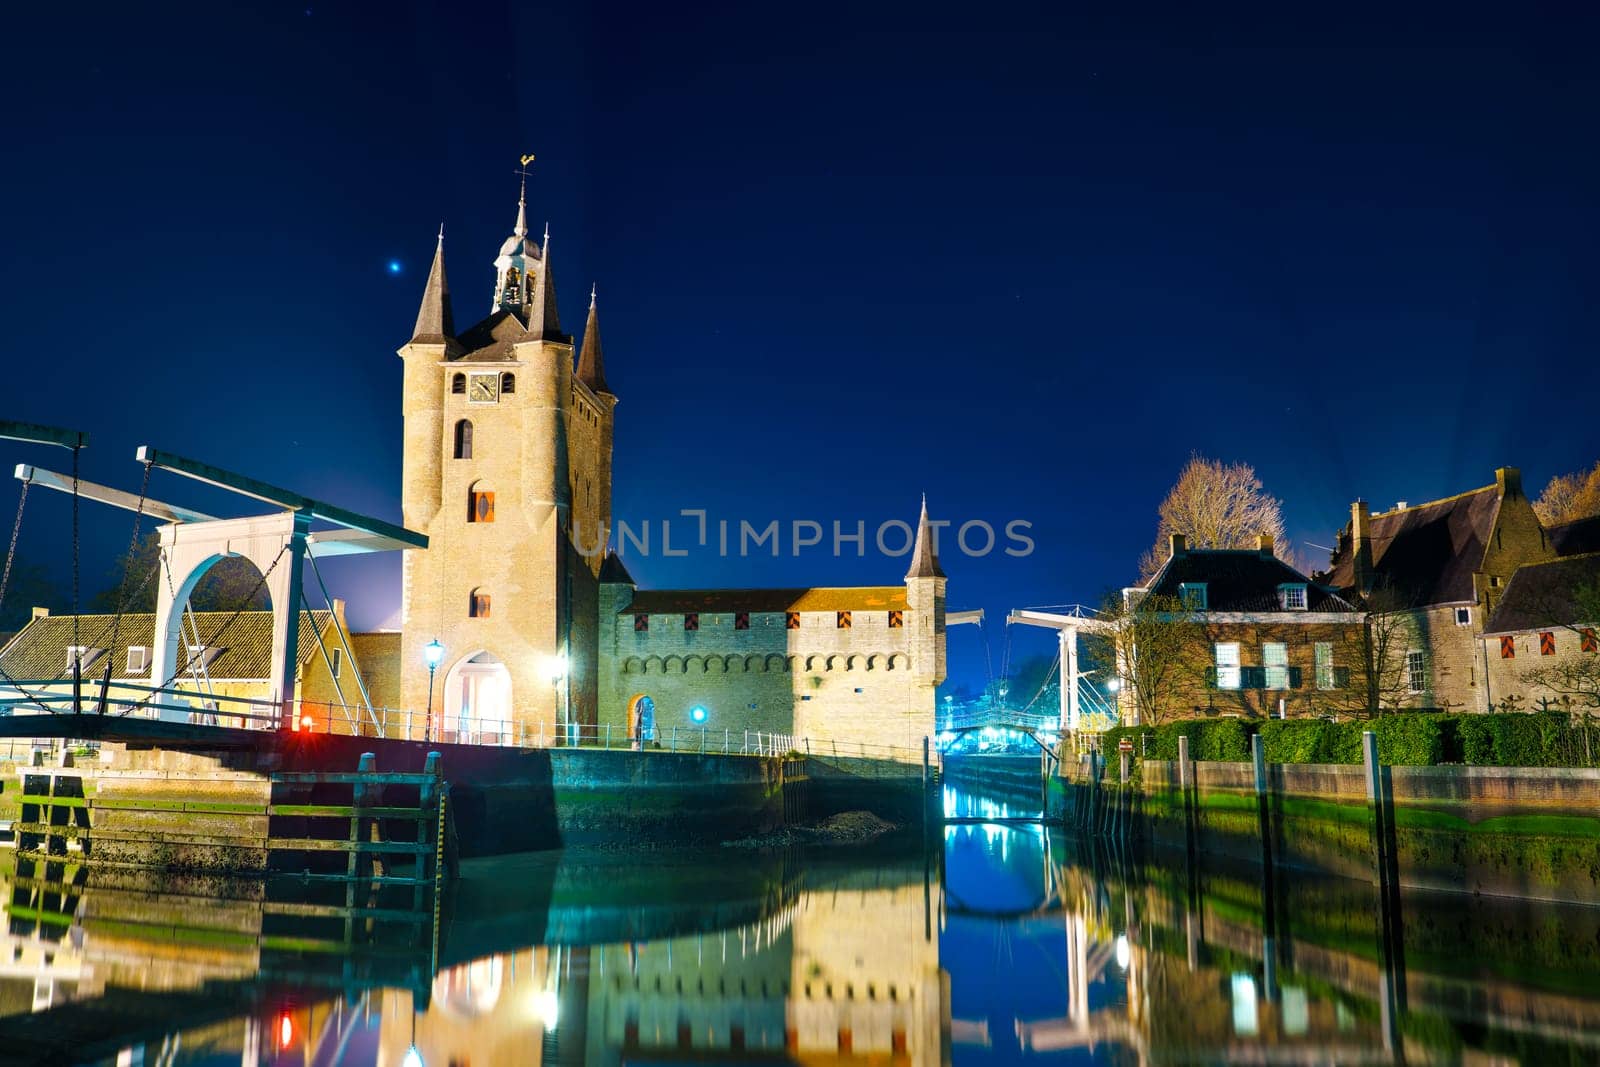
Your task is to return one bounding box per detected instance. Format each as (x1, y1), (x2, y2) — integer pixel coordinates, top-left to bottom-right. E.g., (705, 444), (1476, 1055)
(467, 373), (500, 403)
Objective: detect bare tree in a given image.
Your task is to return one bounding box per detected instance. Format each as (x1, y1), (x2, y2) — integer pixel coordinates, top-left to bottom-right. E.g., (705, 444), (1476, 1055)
(1533, 460), (1600, 526)
(1139, 454), (1293, 581)
(1347, 583), (1421, 718)
(1103, 591), (1207, 727)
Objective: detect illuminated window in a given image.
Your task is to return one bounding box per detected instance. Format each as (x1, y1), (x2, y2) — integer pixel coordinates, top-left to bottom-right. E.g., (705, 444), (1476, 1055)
(453, 419), (473, 459)
(469, 590), (491, 618)
(1263, 642), (1289, 689)
(1314, 642), (1335, 690)
(1406, 650), (1426, 693)
(1278, 584), (1307, 610)
(468, 489), (495, 523)
(1180, 583), (1208, 611)
(451, 373), (466, 395)
(501, 372), (515, 394)
(1214, 642), (1240, 689)
(1540, 631), (1556, 656)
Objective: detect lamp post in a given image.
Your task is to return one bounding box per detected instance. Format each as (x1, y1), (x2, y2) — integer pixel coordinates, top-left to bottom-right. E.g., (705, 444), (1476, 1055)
(423, 639), (445, 743)
(547, 652), (569, 745)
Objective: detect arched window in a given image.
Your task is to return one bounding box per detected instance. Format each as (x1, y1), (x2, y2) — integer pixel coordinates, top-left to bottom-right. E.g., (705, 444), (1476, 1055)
(469, 589), (491, 618)
(453, 419), (473, 459)
(451, 373), (466, 395)
(467, 483), (495, 523)
(501, 372), (515, 394)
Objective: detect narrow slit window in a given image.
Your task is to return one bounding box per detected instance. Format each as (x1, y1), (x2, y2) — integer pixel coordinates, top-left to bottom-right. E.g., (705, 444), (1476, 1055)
(470, 591), (491, 618)
(451, 373), (466, 395)
(454, 419), (473, 459)
(501, 372), (515, 394)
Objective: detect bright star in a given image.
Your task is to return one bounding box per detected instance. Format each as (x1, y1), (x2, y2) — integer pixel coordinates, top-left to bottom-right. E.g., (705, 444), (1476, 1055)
(387, 260), (403, 274)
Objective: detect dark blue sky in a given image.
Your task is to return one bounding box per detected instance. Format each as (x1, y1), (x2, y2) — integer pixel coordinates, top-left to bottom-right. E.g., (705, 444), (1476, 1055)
(4, 3), (1598, 689)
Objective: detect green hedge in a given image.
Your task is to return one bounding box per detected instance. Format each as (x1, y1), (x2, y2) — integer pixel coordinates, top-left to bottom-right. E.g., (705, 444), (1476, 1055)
(1097, 712), (1600, 769)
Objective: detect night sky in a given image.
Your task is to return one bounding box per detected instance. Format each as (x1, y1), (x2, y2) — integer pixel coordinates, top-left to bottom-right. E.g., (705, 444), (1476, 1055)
(5, 3), (1599, 691)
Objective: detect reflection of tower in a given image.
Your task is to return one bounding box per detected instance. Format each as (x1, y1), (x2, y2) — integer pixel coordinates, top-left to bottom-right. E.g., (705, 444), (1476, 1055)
(788, 883), (947, 1064)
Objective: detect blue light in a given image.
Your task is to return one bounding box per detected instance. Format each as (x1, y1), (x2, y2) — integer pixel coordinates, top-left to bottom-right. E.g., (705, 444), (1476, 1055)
(387, 259), (403, 274)
(689, 705), (708, 724)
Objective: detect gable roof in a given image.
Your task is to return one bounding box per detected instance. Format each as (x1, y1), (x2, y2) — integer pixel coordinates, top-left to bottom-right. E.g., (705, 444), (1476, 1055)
(620, 587), (908, 615)
(1147, 550), (1355, 613)
(452, 309), (532, 363)
(1323, 486), (1499, 605)
(1483, 553), (1600, 635)
(1548, 514), (1600, 558)
(0, 611), (334, 682)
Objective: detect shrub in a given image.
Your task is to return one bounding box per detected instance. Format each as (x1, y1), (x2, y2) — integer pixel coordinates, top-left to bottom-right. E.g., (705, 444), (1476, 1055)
(1370, 714), (1445, 766)
(1258, 719), (1361, 765)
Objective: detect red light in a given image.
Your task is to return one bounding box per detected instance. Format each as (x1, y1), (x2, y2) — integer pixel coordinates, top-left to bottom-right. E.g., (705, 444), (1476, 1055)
(278, 1012), (294, 1049)
(301, 716), (315, 730)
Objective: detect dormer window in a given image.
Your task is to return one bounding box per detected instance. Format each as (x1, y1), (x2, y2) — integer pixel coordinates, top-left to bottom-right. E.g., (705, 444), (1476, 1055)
(1179, 583), (1208, 611)
(66, 646), (103, 673)
(126, 646), (149, 674)
(1278, 584), (1308, 611)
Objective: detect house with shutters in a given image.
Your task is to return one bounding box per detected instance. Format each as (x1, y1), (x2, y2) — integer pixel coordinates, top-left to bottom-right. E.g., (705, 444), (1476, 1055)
(1319, 467), (1558, 713)
(1481, 552), (1600, 713)
(1124, 533), (1365, 721)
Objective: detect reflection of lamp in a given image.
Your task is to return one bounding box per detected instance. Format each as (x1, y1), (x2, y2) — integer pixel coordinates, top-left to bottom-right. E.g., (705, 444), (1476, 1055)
(1115, 934), (1130, 969)
(424, 639), (445, 742)
(402, 1045), (423, 1067)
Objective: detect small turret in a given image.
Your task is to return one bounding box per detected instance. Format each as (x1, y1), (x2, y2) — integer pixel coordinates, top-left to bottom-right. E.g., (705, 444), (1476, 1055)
(904, 495), (946, 580)
(526, 226), (563, 342)
(410, 228), (454, 343)
(576, 285), (611, 394)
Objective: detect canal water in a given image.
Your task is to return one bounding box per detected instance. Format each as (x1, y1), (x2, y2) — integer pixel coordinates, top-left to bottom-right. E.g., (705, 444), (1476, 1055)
(3, 780), (1599, 1064)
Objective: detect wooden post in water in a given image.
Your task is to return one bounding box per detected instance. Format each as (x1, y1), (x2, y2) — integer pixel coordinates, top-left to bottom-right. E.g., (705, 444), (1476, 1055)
(1363, 730), (1405, 1055)
(1252, 734), (1278, 1003)
(347, 752), (376, 939)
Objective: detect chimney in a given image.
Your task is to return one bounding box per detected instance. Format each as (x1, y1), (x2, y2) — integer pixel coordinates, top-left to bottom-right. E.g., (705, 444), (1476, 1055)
(31, 606), (49, 620)
(1395, 501), (1408, 510)
(1495, 467), (1522, 499)
(332, 598), (347, 626)
(1257, 534), (1275, 556)
(1169, 533), (1186, 559)
(1351, 500), (1373, 592)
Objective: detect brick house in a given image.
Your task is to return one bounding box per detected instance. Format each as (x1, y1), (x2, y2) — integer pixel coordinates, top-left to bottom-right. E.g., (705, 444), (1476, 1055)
(1122, 534), (1365, 721)
(1481, 552), (1600, 713)
(1320, 467), (1557, 713)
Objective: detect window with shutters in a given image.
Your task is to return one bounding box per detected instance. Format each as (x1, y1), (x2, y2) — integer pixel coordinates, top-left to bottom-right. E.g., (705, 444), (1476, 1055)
(1500, 636), (1516, 659)
(468, 488), (495, 523)
(1540, 631), (1556, 656)
(836, 611), (852, 629)
(887, 610), (904, 628)
(634, 614), (649, 632)
(469, 590), (491, 618)
(1214, 642), (1241, 690)
(1263, 642), (1289, 689)
(1583, 628), (1598, 654)
(734, 612), (750, 630)
(684, 613), (699, 631)
(786, 612), (800, 630)
(451, 373), (466, 394)
(501, 372), (516, 394)
(1406, 650), (1426, 693)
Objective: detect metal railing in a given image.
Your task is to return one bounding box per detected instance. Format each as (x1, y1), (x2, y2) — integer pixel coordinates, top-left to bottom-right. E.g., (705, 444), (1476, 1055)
(0, 682), (935, 764)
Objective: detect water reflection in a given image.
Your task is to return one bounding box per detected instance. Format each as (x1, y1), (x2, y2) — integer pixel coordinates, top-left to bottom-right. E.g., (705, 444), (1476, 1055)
(5, 799), (1600, 1064)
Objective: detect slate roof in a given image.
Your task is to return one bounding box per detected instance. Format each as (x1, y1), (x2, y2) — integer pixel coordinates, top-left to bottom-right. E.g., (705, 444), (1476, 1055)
(620, 587), (908, 615)
(1549, 514), (1600, 558)
(1483, 553), (1600, 635)
(452, 309), (532, 363)
(576, 292), (610, 395)
(598, 551), (635, 585)
(1147, 550), (1356, 613)
(1322, 486), (1499, 605)
(0, 611), (334, 681)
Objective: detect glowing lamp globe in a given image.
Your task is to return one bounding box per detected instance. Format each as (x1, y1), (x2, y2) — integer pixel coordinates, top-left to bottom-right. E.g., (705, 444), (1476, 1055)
(423, 639), (445, 670)
(690, 705), (708, 724)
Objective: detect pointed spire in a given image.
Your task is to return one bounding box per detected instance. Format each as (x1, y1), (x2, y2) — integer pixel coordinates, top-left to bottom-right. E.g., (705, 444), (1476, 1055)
(514, 176), (528, 238)
(904, 495), (946, 580)
(410, 227), (454, 342)
(525, 231), (563, 341)
(577, 284), (611, 394)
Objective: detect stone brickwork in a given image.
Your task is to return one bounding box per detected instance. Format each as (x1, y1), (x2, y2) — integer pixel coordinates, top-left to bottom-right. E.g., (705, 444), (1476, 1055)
(1484, 624), (1599, 713)
(597, 586), (940, 754)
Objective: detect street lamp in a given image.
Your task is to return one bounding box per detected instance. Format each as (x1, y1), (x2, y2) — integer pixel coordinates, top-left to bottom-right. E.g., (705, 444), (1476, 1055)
(423, 639), (445, 742)
(547, 653), (570, 745)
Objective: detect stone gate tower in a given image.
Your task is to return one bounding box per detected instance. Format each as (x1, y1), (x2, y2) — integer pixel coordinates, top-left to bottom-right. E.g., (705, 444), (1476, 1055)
(397, 185), (616, 740)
